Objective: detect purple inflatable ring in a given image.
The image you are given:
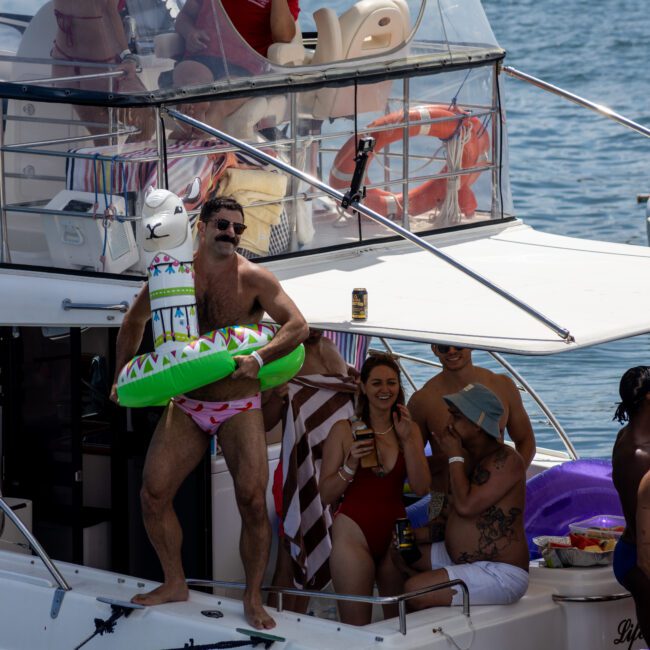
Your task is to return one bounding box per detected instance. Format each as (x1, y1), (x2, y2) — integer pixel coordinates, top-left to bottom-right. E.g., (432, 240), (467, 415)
(524, 459), (622, 557)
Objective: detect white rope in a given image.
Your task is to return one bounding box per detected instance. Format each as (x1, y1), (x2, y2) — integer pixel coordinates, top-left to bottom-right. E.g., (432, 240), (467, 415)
(440, 122), (472, 225)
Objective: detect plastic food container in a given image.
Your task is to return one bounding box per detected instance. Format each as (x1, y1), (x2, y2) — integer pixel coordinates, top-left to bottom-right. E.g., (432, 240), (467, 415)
(568, 515), (625, 540)
(533, 536), (614, 568)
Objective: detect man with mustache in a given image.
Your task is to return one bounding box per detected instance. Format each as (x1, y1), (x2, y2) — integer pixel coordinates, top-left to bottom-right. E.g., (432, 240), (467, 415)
(111, 196), (308, 630)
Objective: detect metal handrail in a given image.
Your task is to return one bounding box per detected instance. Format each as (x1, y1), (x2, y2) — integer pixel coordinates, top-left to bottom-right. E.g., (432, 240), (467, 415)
(377, 337), (418, 391)
(552, 592), (631, 603)
(62, 299), (129, 313)
(186, 578), (470, 635)
(0, 497), (70, 592)
(489, 351), (578, 459)
(165, 108), (574, 344)
(9, 70), (126, 88)
(502, 66), (650, 139)
(369, 347), (442, 371)
(367, 346), (578, 459)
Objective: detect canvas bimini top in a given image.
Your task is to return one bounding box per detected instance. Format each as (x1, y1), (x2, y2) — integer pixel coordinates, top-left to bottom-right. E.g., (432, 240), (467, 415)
(266, 220), (650, 355)
(0, 0), (504, 106)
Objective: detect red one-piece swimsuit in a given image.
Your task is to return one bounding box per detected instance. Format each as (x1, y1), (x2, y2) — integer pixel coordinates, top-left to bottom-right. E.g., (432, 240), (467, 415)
(336, 452), (407, 563)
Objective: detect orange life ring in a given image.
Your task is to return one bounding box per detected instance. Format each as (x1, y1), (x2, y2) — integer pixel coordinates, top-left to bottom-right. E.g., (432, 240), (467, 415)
(330, 105), (489, 218)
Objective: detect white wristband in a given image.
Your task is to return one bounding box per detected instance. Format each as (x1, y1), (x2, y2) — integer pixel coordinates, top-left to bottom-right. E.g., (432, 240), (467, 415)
(250, 350), (264, 368)
(342, 462), (356, 476)
(448, 456), (465, 465)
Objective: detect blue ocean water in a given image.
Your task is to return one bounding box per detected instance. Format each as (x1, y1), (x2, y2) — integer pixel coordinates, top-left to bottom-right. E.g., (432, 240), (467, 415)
(395, 0), (650, 458)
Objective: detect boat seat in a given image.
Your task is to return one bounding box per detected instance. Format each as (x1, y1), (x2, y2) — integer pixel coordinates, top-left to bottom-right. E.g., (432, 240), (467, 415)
(270, 0), (410, 120)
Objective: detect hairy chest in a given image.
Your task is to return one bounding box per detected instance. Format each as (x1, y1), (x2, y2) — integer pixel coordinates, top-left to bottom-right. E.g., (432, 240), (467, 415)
(195, 272), (262, 331)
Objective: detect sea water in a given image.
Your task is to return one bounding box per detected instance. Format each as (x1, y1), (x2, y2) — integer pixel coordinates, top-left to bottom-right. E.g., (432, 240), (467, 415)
(394, 0), (650, 458)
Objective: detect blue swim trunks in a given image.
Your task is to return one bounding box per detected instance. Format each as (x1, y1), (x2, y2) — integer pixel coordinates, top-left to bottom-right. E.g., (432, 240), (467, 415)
(613, 538), (637, 587)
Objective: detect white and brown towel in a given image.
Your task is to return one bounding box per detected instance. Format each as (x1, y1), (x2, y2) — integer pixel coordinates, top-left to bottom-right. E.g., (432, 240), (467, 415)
(279, 373), (357, 589)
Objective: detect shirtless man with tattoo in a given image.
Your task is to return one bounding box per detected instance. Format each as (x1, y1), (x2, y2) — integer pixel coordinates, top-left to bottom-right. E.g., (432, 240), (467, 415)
(408, 345), (534, 531)
(401, 383), (529, 609)
(111, 196), (308, 629)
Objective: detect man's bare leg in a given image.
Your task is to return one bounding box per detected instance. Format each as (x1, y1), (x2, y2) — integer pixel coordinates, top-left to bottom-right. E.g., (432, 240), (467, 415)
(132, 403), (210, 605)
(219, 409), (275, 629)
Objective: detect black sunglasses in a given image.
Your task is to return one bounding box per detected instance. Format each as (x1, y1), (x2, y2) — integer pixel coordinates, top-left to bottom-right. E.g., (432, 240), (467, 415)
(436, 344), (466, 354)
(210, 218), (247, 235)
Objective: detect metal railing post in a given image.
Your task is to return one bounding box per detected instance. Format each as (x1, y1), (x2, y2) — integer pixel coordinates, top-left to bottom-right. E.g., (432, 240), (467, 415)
(0, 95), (9, 263)
(502, 66), (650, 139)
(0, 497), (71, 592)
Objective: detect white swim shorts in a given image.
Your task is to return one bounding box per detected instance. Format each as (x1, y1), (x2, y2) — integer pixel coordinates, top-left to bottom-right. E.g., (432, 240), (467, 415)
(429, 542), (529, 606)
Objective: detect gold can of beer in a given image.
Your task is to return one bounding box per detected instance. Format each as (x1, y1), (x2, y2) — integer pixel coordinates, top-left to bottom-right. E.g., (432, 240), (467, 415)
(352, 288), (368, 321)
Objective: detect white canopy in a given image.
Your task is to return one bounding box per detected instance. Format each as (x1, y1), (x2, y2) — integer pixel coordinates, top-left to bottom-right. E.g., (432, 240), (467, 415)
(267, 220), (650, 354)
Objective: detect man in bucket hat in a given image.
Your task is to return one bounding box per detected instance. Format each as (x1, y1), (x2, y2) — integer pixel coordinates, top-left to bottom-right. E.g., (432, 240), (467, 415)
(397, 383), (529, 608)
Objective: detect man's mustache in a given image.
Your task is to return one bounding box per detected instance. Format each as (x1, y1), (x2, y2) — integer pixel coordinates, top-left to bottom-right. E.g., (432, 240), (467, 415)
(214, 235), (238, 245)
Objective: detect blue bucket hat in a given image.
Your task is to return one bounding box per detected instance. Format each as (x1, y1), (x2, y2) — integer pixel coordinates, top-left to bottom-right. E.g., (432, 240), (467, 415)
(443, 383), (504, 439)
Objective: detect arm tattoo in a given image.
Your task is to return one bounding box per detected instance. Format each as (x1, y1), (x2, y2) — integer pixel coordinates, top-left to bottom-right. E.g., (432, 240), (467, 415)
(493, 447), (509, 470)
(471, 464), (490, 485)
(457, 506), (522, 563)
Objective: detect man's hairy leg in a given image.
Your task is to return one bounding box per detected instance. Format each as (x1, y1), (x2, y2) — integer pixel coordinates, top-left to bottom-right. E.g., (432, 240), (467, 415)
(132, 404), (210, 605)
(219, 409), (275, 629)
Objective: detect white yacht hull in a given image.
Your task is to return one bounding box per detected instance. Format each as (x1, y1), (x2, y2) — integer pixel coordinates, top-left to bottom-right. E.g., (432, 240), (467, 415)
(0, 548), (642, 650)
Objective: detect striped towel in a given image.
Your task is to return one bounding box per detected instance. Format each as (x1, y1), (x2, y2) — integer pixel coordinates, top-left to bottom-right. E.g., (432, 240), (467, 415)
(323, 331), (371, 371)
(279, 374), (357, 589)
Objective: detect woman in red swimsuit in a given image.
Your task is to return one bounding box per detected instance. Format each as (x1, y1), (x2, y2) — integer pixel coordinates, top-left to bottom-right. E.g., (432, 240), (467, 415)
(320, 354), (430, 626)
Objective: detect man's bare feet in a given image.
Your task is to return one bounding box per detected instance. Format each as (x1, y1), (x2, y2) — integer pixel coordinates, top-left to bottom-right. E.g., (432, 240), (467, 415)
(131, 581), (189, 606)
(244, 593), (276, 630)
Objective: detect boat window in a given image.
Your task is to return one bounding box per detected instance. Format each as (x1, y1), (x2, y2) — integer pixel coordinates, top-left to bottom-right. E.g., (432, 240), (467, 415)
(1, 62), (510, 272)
(0, 1), (511, 275)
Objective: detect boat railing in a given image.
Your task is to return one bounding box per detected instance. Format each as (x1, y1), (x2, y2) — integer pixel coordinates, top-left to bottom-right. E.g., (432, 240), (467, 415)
(369, 343), (579, 460)
(0, 496), (71, 593)
(167, 106), (575, 346)
(0, 105), (495, 230)
(502, 66), (650, 139)
(186, 577), (470, 635)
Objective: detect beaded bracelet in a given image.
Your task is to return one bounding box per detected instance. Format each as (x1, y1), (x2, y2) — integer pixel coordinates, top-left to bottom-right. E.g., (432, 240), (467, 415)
(337, 468), (353, 483)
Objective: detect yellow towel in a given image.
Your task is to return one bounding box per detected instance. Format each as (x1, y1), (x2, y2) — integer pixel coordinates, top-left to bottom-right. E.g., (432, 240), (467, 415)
(217, 167), (288, 255)
(233, 192), (283, 223)
(238, 214), (275, 256)
(218, 168), (287, 198)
